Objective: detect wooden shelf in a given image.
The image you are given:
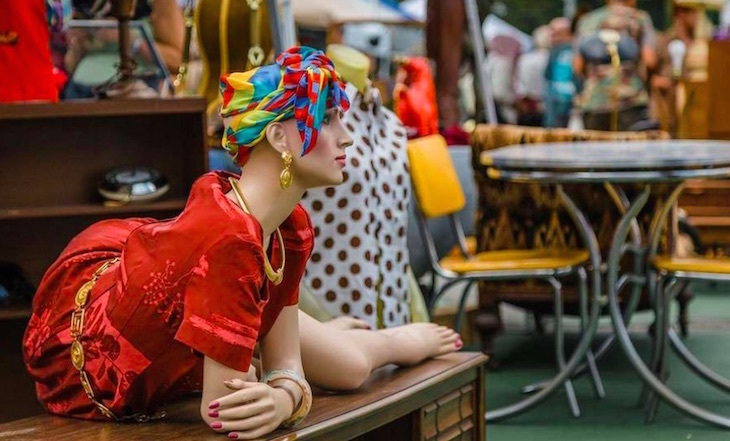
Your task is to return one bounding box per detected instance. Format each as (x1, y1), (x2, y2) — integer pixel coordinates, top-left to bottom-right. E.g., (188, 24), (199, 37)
(0, 304), (33, 321)
(0, 199), (186, 220)
(0, 97), (206, 121)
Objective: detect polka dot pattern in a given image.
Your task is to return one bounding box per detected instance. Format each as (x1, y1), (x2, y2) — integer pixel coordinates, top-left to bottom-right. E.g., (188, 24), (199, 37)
(301, 83), (411, 328)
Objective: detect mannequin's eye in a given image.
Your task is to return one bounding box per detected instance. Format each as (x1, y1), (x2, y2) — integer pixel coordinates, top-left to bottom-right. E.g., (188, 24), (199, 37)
(323, 114), (332, 125)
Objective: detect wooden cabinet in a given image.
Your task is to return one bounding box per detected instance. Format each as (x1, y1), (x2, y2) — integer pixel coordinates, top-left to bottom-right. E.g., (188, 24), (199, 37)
(676, 41), (730, 250)
(0, 98), (208, 311)
(0, 98), (208, 422)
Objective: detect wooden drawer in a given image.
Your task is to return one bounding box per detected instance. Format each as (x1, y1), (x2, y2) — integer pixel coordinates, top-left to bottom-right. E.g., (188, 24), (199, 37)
(421, 384), (477, 441)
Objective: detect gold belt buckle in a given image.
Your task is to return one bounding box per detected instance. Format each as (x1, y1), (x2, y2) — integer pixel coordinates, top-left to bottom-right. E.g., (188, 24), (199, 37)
(71, 340), (85, 370)
(70, 309), (85, 338)
(75, 281), (95, 307)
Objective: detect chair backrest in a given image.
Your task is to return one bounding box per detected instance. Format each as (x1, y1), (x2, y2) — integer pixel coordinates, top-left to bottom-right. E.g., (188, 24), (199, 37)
(407, 134), (466, 219)
(407, 146), (478, 279)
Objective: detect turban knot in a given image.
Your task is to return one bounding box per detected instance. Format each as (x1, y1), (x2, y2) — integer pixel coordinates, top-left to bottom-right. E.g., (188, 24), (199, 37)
(219, 46), (350, 166)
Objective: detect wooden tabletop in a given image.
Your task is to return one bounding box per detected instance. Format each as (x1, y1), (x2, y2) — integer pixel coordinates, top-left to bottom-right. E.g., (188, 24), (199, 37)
(0, 352), (487, 441)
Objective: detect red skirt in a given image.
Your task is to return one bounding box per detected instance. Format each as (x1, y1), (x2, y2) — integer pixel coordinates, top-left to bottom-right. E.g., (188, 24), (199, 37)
(23, 219), (204, 420)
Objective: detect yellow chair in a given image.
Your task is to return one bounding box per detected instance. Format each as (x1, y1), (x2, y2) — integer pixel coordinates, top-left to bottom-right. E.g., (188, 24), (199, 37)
(646, 241), (730, 421)
(407, 134), (601, 418)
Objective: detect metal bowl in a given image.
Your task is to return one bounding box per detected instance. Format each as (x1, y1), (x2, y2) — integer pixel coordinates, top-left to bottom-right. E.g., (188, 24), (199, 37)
(98, 166), (169, 203)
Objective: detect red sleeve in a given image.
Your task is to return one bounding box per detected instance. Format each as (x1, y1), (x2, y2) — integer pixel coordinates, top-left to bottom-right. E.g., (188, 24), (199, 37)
(174, 235), (265, 372)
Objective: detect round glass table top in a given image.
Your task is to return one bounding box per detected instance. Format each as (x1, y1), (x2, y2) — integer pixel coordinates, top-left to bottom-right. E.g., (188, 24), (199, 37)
(482, 140), (730, 171)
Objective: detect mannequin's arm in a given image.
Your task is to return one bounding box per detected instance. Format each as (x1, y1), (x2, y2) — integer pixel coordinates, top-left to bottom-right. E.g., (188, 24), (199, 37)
(260, 305), (305, 411)
(199, 306), (303, 438)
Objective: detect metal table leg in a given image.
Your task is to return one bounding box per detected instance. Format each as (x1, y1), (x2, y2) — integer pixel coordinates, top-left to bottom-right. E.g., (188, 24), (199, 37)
(521, 183), (645, 395)
(485, 186), (603, 421)
(607, 184), (730, 429)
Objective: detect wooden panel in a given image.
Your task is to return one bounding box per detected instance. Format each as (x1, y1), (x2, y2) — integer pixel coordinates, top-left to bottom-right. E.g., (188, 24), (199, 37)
(677, 80), (709, 139)
(0, 353), (487, 441)
(708, 41), (730, 139)
(0, 99), (207, 120)
(0, 319), (44, 423)
(679, 179), (730, 248)
(422, 381), (476, 441)
(421, 403), (439, 439)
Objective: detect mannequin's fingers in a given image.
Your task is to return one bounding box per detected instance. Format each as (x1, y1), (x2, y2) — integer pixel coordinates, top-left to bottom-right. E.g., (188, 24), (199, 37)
(213, 401), (269, 421)
(214, 411), (277, 432)
(211, 383), (266, 409)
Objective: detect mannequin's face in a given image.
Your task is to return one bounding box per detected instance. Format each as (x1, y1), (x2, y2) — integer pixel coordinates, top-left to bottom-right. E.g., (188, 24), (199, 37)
(281, 108), (353, 189)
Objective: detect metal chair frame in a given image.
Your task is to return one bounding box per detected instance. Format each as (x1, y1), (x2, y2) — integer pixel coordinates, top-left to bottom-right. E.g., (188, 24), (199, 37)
(642, 183), (730, 423)
(411, 194), (605, 419)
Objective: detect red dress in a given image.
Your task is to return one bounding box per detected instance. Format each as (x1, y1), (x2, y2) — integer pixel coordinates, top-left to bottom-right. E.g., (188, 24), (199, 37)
(23, 171), (314, 420)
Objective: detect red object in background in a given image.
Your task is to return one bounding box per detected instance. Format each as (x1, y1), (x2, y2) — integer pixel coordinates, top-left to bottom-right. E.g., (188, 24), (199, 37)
(0, 0), (58, 103)
(394, 57), (439, 139)
(441, 125), (470, 146)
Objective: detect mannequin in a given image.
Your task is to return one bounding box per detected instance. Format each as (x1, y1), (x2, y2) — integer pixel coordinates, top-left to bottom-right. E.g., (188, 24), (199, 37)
(24, 47), (459, 440)
(301, 44), (415, 328)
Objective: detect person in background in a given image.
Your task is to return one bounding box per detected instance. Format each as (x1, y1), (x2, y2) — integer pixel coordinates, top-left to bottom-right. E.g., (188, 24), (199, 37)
(0, 0), (70, 103)
(573, 0), (658, 131)
(60, 0), (183, 98)
(70, 0), (183, 73)
(544, 17), (576, 128)
(515, 25), (551, 127)
(484, 36), (521, 124)
(651, 0), (706, 132)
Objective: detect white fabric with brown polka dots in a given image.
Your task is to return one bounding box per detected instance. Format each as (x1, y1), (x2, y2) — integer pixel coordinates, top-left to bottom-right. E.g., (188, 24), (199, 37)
(301, 83), (411, 328)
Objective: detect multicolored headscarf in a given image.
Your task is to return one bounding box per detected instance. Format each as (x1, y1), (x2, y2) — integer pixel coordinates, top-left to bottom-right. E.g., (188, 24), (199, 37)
(220, 46), (350, 166)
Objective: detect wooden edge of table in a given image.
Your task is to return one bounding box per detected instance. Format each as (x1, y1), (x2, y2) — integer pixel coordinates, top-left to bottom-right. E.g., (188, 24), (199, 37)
(0, 98), (207, 120)
(271, 352), (488, 441)
(0, 352), (488, 441)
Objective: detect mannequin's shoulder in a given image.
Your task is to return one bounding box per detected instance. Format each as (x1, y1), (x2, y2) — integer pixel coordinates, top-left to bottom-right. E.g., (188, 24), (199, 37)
(287, 204), (314, 233)
(280, 204), (314, 249)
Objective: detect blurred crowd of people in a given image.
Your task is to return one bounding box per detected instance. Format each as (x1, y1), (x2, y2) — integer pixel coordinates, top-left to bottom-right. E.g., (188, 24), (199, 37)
(484, 0), (710, 133)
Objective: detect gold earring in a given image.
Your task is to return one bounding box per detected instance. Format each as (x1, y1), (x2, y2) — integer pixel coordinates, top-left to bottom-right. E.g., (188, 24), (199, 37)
(279, 151), (293, 190)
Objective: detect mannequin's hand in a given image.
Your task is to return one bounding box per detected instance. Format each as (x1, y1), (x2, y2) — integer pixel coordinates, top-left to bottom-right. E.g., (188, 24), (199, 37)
(207, 379), (293, 439)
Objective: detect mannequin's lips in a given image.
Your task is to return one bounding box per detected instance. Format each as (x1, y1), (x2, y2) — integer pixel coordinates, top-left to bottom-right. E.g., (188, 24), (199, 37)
(335, 155), (347, 167)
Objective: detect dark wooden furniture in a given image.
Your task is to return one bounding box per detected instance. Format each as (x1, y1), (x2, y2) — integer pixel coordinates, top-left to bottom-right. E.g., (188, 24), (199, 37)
(673, 41), (730, 252)
(0, 352), (487, 441)
(0, 98), (208, 300)
(0, 98), (207, 422)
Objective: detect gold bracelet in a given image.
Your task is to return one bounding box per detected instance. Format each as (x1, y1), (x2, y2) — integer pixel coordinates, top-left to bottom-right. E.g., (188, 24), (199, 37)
(260, 369), (312, 428)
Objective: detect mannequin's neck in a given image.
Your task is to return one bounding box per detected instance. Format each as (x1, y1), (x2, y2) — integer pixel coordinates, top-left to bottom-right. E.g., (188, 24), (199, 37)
(228, 149), (305, 238)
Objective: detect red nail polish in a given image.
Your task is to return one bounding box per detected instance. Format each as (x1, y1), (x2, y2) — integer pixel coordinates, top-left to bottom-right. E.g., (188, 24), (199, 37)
(228, 433), (239, 439)
(208, 411), (218, 418)
(210, 422), (222, 429)
(455, 339), (463, 348)
(209, 401), (219, 409)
